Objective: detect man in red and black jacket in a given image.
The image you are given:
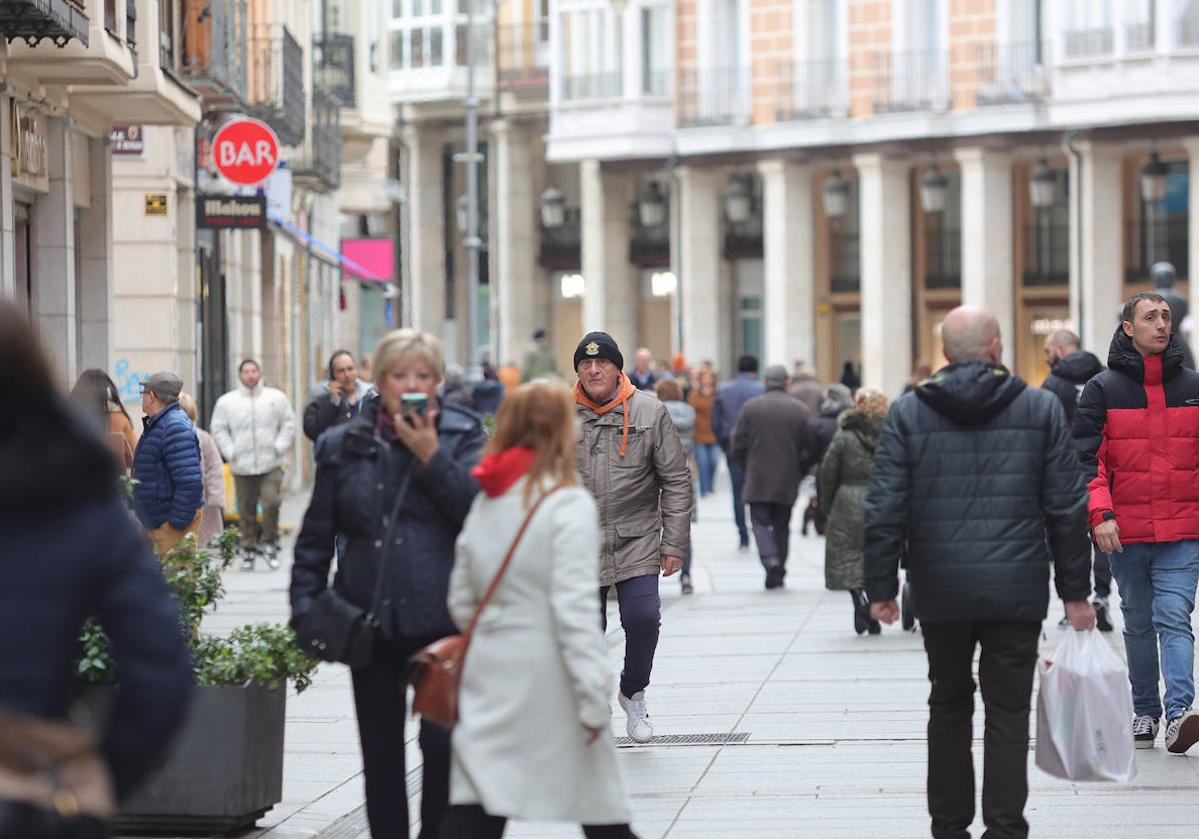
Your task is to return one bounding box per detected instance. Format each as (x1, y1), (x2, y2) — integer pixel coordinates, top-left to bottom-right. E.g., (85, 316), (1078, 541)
(1074, 291), (1199, 754)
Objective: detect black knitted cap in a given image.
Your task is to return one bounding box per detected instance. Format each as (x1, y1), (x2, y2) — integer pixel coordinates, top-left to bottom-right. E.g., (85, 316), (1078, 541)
(573, 331), (624, 372)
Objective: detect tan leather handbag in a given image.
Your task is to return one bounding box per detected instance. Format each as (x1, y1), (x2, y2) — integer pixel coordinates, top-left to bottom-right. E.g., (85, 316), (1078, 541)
(409, 487), (561, 728)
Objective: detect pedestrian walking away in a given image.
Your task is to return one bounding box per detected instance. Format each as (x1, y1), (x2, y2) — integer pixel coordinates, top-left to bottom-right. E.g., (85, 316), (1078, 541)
(687, 367), (720, 497)
(730, 365), (814, 589)
(1041, 328), (1112, 631)
(303, 350), (372, 443)
(821, 387), (888, 634)
(804, 384), (853, 537)
(865, 305), (1095, 839)
(441, 382), (637, 839)
(132, 371), (204, 556)
(179, 392), (228, 549)
(712, 355), (765, 550)
(1074, 291), (1199, 754)
(211, 359), (296, 570)
(787, 360), (823, 415)
(657, 377), (697, 594)
(69, 368), (140, 472)
(0, 302), (194, 839)
(573, 331), (692, 744)
(291, 329), (486, 839)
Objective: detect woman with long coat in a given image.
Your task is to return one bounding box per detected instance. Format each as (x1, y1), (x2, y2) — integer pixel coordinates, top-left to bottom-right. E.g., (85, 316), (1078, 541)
(820, 387), (888, 635)
(441, 382), (636, 839)
(291, 329), (486, 839)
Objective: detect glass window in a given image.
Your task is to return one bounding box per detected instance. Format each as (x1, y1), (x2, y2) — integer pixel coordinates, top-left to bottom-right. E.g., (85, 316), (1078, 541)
(1131, 161), (1190, 282)
(1025, 169), (1070, 287)
(390, 30), (406, 68)
(411, 27), (424, 67)
(739, 296), (764, 360)
(1124, 0), (1155, 50)
(924, 171), (962, 289)
(412, 0), (424, 15)
(830, 178), (860, 293)
(641, 6), (670, 96)
(393, 0), (403, 18)
(430, 27), (443, 66)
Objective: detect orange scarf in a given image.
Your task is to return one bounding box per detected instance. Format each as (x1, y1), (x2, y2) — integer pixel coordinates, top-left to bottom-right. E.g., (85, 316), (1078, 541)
(574, 374), (638, 457)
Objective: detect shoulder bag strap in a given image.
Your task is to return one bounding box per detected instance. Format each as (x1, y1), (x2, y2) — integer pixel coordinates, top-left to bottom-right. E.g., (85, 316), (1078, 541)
(365, 448), (416, 626)
(463, 486), (562, 642)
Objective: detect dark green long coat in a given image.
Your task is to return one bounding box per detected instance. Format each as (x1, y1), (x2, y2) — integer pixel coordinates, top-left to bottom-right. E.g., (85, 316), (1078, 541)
(820, 410), (884, 591)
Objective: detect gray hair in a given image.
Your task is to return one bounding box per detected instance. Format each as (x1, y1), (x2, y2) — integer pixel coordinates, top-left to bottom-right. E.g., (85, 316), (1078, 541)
(820, 384), (854, 415)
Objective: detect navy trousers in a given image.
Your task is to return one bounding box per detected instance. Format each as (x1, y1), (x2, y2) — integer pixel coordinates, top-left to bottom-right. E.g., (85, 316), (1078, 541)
(599, 573), (661, 697)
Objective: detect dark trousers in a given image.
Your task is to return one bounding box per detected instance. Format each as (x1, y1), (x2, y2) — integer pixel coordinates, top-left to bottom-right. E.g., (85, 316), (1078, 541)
(599, 574), (661, 697)
(439, 804), (638, 838)
(1092, 542), (1112, 598)
(922, 620), (1041, 839)
(725, 452), (748, 544)
(749, 502), (793, 570)
(351, 636), (451, 839)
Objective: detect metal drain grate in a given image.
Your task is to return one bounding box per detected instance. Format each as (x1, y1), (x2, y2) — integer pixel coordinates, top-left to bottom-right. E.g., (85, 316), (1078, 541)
(614, 732), (750, 747)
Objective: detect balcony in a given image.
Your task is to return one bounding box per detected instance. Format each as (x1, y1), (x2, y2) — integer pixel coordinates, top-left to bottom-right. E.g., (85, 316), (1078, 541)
(559, 71), (622, 101)
(314, 32), (355, 109)
(677, 67), (750, 127)
(771, 58), (849, 122)
(181, 0), (247, 111)
(1063, 27), (1114, 59)
(6, 0), (143, 84)
(972, 41), (1049, 106)
(292, 86), (341, 192)
(0, 0), (89, 47)
(497, 20), (548, 94)
(247, 23), (304, 146)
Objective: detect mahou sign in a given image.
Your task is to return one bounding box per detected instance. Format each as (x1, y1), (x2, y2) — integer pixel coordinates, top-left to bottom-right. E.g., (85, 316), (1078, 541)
(211, 118), (279, 186)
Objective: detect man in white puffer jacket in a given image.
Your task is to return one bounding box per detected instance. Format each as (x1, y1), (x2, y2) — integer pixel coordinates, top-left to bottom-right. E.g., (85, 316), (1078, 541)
(211, 359), (296, 570)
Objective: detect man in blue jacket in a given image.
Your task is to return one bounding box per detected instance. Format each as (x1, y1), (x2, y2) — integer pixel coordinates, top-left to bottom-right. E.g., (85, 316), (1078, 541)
(712, 354), (765, 550)
(133, 371), (204, 556)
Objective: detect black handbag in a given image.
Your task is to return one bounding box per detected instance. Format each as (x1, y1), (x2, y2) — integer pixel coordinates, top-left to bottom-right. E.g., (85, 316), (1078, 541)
(293, 463), (412, 669)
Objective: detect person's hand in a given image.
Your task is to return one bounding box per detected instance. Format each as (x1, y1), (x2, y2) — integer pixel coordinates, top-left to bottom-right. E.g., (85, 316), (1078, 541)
(1065, 600), (1097, 631)
(871, 600), (900, 624)
(1094, 519), (1122, 554)
(661, 555), (683, 577)
(583, 725), (602, 746)
(392, 408), (440, 464)
(329, 379), (343, 400)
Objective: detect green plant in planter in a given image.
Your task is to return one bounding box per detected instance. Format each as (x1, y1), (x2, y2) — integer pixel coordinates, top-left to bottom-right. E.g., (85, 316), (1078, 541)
(77, 528), (318, 692)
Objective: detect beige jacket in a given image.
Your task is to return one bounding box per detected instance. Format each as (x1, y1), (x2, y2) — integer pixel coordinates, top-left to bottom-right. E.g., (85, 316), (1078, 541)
(575, 388), (693, 586)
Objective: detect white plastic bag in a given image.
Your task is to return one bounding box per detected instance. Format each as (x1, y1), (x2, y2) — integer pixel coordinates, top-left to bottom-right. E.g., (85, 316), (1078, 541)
(1035, 629), (1136, 783)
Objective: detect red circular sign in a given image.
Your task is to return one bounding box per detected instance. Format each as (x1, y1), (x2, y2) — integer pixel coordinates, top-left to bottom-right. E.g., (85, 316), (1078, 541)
(211, 118), (280, 186)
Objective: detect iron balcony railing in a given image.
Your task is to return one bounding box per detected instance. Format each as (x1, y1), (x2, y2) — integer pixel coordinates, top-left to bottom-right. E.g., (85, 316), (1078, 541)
(497, 20), (548, 92)
(182, 0), (248, 110)
(247, 23), (304, 146)
(0, 0), (90, 47)
(868, 49), (949, 114)
(559, 71), (622, 101)
(771, 58), (849, 121)
(314, 32), (355, 109)
(294, 86), (341, 191)
(973, 41), (1049, 106)
(677, 66), (750, 127)
(1125, 20), (1155, 51)
(1063, 27), (1114, 58)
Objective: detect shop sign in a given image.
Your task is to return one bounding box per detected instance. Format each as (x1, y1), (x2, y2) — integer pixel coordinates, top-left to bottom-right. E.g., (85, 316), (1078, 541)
(211, 118), (279, 186)
(9, 104), (47, 179)
(144, 194), (168, 215)
(197, 194), (266, 229)
(111, 125), (145, 156)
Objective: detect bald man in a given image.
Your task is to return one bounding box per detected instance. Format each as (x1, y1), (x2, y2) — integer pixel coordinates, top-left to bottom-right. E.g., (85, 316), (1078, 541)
(1042, 329), (1103, 425)
(864, 305), (1094, 839)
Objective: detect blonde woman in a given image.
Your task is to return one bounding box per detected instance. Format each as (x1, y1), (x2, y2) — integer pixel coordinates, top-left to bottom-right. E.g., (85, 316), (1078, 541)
(291, 329), (486, 839)
(821, 386), (890, 636)
(442, 382), (636, 839)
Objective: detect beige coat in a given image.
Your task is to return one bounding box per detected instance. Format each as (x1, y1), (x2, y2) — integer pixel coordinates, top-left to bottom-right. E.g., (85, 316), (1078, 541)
(575, 389), (693, 586)
(195, 428), (226, 547)
(448, 482), (631, 823)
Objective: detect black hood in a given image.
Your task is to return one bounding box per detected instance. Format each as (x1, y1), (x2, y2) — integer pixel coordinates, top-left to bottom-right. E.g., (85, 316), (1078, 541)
(1107, 325), (1185, 383)
(1050, 350), (1104, 384)
(915, 362), (1027, 426)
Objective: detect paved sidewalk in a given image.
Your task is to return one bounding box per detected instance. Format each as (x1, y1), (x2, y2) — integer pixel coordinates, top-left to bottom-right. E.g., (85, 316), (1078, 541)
(140, 474), (1199, 838)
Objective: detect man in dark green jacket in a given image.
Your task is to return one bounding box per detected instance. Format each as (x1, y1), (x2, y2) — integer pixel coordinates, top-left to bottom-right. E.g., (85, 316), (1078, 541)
(864, 305), (1094, 839)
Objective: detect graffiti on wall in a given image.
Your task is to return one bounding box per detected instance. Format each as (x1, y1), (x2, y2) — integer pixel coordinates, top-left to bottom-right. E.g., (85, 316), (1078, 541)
(113, 359), (153, 401)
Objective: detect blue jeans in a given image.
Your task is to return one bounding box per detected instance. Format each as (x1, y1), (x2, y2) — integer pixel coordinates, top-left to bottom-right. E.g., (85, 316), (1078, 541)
(695, 443), (720, 495)
(725, 451), (748, 544)
(1110, 540), (1199, 720)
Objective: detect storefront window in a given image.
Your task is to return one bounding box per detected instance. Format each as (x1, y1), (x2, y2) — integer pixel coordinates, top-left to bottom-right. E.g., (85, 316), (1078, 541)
(830, 177), (860, 293)
(739, 295), (763, 361)
(924, 171), (961, 289)
(1130, 160), (1189, 282)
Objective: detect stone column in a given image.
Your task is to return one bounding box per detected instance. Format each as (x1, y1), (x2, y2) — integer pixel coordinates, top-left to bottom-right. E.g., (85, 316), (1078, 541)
(758, 160), (816, 369)
(853, 152), (912, 396)
(402, 125), (445, 333)
(1184, 137), (1199, 358)
(580, 159), (637, 352)
(491, 119), (540, 366)
(675, 166), (723, 368)
(955, 147), (1015, 367)
(35, 118), (77, 384)
(77, 136), (114, 372)
(1073, 141), (1124, 358)
(0, 94), (13, 295)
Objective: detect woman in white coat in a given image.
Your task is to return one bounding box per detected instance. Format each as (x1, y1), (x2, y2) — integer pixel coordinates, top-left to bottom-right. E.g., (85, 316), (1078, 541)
(441, 382), (637, 839)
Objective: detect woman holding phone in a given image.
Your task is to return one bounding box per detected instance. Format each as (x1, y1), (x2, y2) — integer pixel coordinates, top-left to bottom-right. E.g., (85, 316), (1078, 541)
(292, 329), (486, 839)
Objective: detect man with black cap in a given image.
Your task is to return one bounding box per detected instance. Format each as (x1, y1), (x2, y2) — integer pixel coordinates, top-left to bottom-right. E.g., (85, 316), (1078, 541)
(712, 355), (765, 549)
(573, 331), (693, 744)
(133, 371), (204, 556)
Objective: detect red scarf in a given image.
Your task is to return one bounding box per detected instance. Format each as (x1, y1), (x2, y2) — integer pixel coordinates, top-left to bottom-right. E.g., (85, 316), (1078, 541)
(471, 446), (537, 498)
(574, 374), (638, 457)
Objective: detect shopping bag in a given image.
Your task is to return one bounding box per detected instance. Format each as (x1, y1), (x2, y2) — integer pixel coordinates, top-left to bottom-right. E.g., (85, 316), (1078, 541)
(1035, 629), (1136, 783)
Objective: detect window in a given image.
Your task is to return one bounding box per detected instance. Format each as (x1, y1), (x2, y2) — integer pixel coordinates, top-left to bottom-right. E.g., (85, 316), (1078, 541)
(890, 0), (947, 110)
(1025, 169), (1070, 286)
(159, 0), (177, 68)
(739, 295), (763, 360)
(830, 178), (860, 293)
(924, 171), (961, 289)
(1063, 0), (1114, 57)
(1182, 0), (1199, 47)
(640, 6), (670, 96)
(790, 0), (846, 116)
(1124, 0), (1155, 51)
(1130, 161), (1189, 282)
(390, 0), (463, 70)
(558, 8), (622, 100)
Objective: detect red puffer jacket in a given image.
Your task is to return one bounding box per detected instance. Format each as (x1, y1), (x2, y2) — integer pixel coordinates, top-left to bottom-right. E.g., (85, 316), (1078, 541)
(1073, 327), (1199, 543)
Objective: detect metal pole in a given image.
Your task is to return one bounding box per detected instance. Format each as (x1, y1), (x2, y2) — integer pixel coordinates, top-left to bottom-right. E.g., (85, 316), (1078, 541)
(464, 0), (482, 376)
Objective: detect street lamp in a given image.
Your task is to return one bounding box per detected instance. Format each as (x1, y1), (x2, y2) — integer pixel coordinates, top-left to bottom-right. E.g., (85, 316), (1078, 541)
(723, 174), (753, 224)
(1140, 153), (1169, 203)
(822, 170), (851, 219)
(1030, 160), (1057, 209)
(921, 164), (949, 214)
(540, 186), (566, 228)
(638, 181), (667, 227)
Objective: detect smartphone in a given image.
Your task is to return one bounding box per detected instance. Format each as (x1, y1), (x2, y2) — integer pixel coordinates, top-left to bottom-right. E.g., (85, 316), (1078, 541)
(401, 392), (428, 418)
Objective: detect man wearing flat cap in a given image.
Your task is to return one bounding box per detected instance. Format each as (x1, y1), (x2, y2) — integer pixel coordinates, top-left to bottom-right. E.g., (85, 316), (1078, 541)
(132, 371), (204, 556)
(573, 331), (693, 743)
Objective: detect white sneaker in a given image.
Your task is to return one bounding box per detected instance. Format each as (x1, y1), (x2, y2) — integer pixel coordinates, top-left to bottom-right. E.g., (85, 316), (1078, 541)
(618, 691), (653, 743)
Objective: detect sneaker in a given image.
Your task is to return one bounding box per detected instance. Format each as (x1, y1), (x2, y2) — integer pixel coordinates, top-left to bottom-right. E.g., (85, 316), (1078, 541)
(1094, 597), (1114, 632)
(240, 548), (256, 572)
(1133, 714), (1160, 749)
(1165, 711), (1199, 754)
(618, 691), (653, 743)
(680, 573), (694, 595)
(765, 566), (785, 590)
(261, 544), (281, 570)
